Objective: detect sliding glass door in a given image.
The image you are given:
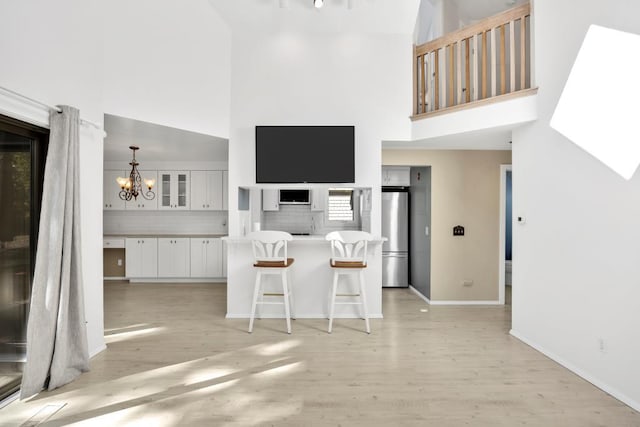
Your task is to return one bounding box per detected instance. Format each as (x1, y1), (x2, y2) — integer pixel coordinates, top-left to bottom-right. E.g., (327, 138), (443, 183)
(0, 115), (47, 401)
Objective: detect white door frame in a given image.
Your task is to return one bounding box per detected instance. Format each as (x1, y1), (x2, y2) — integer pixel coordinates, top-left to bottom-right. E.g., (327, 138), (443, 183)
(498, 164), (512, 305)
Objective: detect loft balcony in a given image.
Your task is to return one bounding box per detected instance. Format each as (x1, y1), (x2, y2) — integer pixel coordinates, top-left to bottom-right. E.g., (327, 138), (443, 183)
(407, 2), (537, 146)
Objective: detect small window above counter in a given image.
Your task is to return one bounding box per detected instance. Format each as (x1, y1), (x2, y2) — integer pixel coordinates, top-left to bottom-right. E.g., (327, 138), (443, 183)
(239, 186), (372, 237)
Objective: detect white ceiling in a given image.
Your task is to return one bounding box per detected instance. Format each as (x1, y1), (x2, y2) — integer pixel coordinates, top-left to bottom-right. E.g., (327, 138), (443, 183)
(453, 0), (527, 24)
(104, 114), (228, 162)
(383, 126), (513, 150)
(207, 0), (526, 36)
(207, 0), (421, 34)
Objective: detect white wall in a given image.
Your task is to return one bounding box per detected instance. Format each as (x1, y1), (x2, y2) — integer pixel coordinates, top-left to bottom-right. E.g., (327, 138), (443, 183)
(0, 0), (105, 356)
(102, 0), (231, 138)
(512, 0), (640, 410)
(227, 31), (413, 237)
(383, 150), (511, 302)
(414, 0), (436, 44)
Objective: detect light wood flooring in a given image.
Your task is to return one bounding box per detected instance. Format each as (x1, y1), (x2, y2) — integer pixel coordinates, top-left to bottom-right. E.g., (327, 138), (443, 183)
(2, 282), (639, 426)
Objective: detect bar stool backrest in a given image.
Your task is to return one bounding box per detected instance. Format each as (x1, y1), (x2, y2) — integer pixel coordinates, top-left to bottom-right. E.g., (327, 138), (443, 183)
(247, 230), (293, 265)
(325, 231), (373, 266)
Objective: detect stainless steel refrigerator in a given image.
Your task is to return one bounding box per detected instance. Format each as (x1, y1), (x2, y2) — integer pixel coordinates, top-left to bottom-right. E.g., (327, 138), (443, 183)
(382, 189), (409, 287)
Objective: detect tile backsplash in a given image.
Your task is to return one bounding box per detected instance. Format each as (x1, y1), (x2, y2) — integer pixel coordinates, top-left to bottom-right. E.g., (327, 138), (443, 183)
(104, 210), (228, 235)
(262, 204), (362, 235)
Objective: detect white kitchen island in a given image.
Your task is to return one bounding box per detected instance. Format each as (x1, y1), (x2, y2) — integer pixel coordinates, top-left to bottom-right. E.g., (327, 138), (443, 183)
(223, 235), (385, 319)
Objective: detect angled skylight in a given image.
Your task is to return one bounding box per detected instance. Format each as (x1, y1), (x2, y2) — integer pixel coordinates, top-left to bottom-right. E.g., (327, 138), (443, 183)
(550, 25), (640, 180)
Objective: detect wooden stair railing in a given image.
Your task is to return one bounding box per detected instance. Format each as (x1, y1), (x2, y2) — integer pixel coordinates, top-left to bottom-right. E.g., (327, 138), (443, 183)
(413, 3), (531, 119)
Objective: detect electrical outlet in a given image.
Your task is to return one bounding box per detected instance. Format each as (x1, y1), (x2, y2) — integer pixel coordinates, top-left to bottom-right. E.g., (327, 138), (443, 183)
(462, 279), (473, 287)
(598, 338), (606, 353)
(117, 259), (123, 267)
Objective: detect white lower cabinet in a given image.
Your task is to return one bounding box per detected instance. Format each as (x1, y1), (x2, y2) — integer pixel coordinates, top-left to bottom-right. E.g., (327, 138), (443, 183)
(190, 238), (223, 278)
(158, 238), (190, 277)
(125, 238), (158, 278)
(125, 236), (226, 280)
(222, 240), (227, 277)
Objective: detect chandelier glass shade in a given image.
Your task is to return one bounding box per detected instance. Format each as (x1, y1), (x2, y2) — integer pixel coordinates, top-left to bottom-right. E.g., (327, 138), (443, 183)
(117, 145), (156, 201)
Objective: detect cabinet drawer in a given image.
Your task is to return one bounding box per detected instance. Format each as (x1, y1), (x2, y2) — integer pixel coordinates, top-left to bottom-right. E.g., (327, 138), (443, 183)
(104, 238), (125, 248)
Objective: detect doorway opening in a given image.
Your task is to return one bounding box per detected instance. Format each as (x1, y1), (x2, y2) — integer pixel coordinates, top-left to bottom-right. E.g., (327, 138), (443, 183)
(0, 114), (48, 402)
(498, 164), (512, 306)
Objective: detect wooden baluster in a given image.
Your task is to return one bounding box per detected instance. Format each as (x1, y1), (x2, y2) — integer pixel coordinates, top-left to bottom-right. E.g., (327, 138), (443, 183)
(481, 31), (487, 99)
(465, 38), (471, 103)
(456, 40), (463, 104)
(449, 44), (455, 107)
(434, 49), (440, 110)
(420, 54), (427, 113)
(426, 52), (432, 112)
(521, 15), (527, 89)
(413, 46), (418, 115)
(473, 34), (479, 101)
(491, 27), (497, 97)
(510, 19), (516, 92)
(500, 24), (506, 95)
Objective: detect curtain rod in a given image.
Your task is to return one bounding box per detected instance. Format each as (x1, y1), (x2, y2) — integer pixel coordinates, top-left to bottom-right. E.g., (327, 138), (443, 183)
(0, 85), (104, 132)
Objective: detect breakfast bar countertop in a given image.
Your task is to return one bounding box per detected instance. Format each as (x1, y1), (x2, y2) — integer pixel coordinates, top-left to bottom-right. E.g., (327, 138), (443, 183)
(105, 234), (228, 238)
(224, 234), (385, 320)
(223, 235), (386, 243)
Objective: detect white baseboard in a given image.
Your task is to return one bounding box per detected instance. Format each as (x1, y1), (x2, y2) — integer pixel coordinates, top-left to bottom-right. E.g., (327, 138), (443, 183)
(409, 286), (431, 304)
(226, 313), (384, 319)
(429, 300), (501, 305)
(0, 391), (19, 410)
(104, 276), (126, 281)
(128, 278), (226, 284)
(510, 329), (640, 412)
(89, 344), (107, 359)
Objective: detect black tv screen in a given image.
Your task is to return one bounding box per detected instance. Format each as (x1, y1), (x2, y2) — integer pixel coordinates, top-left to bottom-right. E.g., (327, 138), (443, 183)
(256, 126), (355, 183)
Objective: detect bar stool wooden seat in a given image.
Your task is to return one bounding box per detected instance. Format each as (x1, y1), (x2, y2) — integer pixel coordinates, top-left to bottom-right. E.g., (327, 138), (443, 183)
(247, 231), (295, 334)
(325, 231), (373, 334)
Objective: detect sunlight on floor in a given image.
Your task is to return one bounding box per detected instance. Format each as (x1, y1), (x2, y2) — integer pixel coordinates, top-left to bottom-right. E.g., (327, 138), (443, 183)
(104, 323), (151, 333)
(5, 344), (307, 427)
(253, 339), (301, 356)
(104, 326), (166, 344)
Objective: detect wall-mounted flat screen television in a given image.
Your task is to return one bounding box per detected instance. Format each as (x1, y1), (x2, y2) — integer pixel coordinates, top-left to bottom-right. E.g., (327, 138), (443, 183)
(256, 125), (355, 183)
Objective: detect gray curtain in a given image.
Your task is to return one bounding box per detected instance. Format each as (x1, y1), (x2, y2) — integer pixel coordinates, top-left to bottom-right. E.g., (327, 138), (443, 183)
(20, 105), (89, 399)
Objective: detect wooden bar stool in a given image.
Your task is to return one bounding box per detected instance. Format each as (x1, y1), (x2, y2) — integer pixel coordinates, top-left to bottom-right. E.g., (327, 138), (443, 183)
(247, 231), (295, 334)
(325, 231), (373, 334)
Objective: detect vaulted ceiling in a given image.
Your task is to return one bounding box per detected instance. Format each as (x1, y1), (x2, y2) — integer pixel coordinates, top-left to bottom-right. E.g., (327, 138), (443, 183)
(207, 0), (421, 34)
(207, 0), (527, 36)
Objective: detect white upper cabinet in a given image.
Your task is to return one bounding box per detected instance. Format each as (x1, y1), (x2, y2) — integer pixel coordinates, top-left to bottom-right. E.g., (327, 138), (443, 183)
(311, 188), (326, 211)
(159, 171), (190, 210)
(222, 170), (228, 211)
(104, 170), (126, 210)
(382, 166), (410, 186)
(191, 170), (223, 210)
(125, 170), (158, 210)
(262, 189), (279, 211)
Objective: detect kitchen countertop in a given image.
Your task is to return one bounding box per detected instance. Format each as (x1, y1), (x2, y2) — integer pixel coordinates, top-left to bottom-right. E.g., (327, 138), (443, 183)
(223, 235), (386, 243)
(105, 234), (228, 238)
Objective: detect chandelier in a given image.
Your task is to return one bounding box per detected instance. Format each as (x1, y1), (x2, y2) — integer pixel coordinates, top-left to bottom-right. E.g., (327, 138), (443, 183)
(116, 145), (156, 201)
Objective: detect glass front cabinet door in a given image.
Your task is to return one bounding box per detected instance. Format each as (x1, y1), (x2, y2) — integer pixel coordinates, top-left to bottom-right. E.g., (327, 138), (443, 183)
(158, 171), (190, 210)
